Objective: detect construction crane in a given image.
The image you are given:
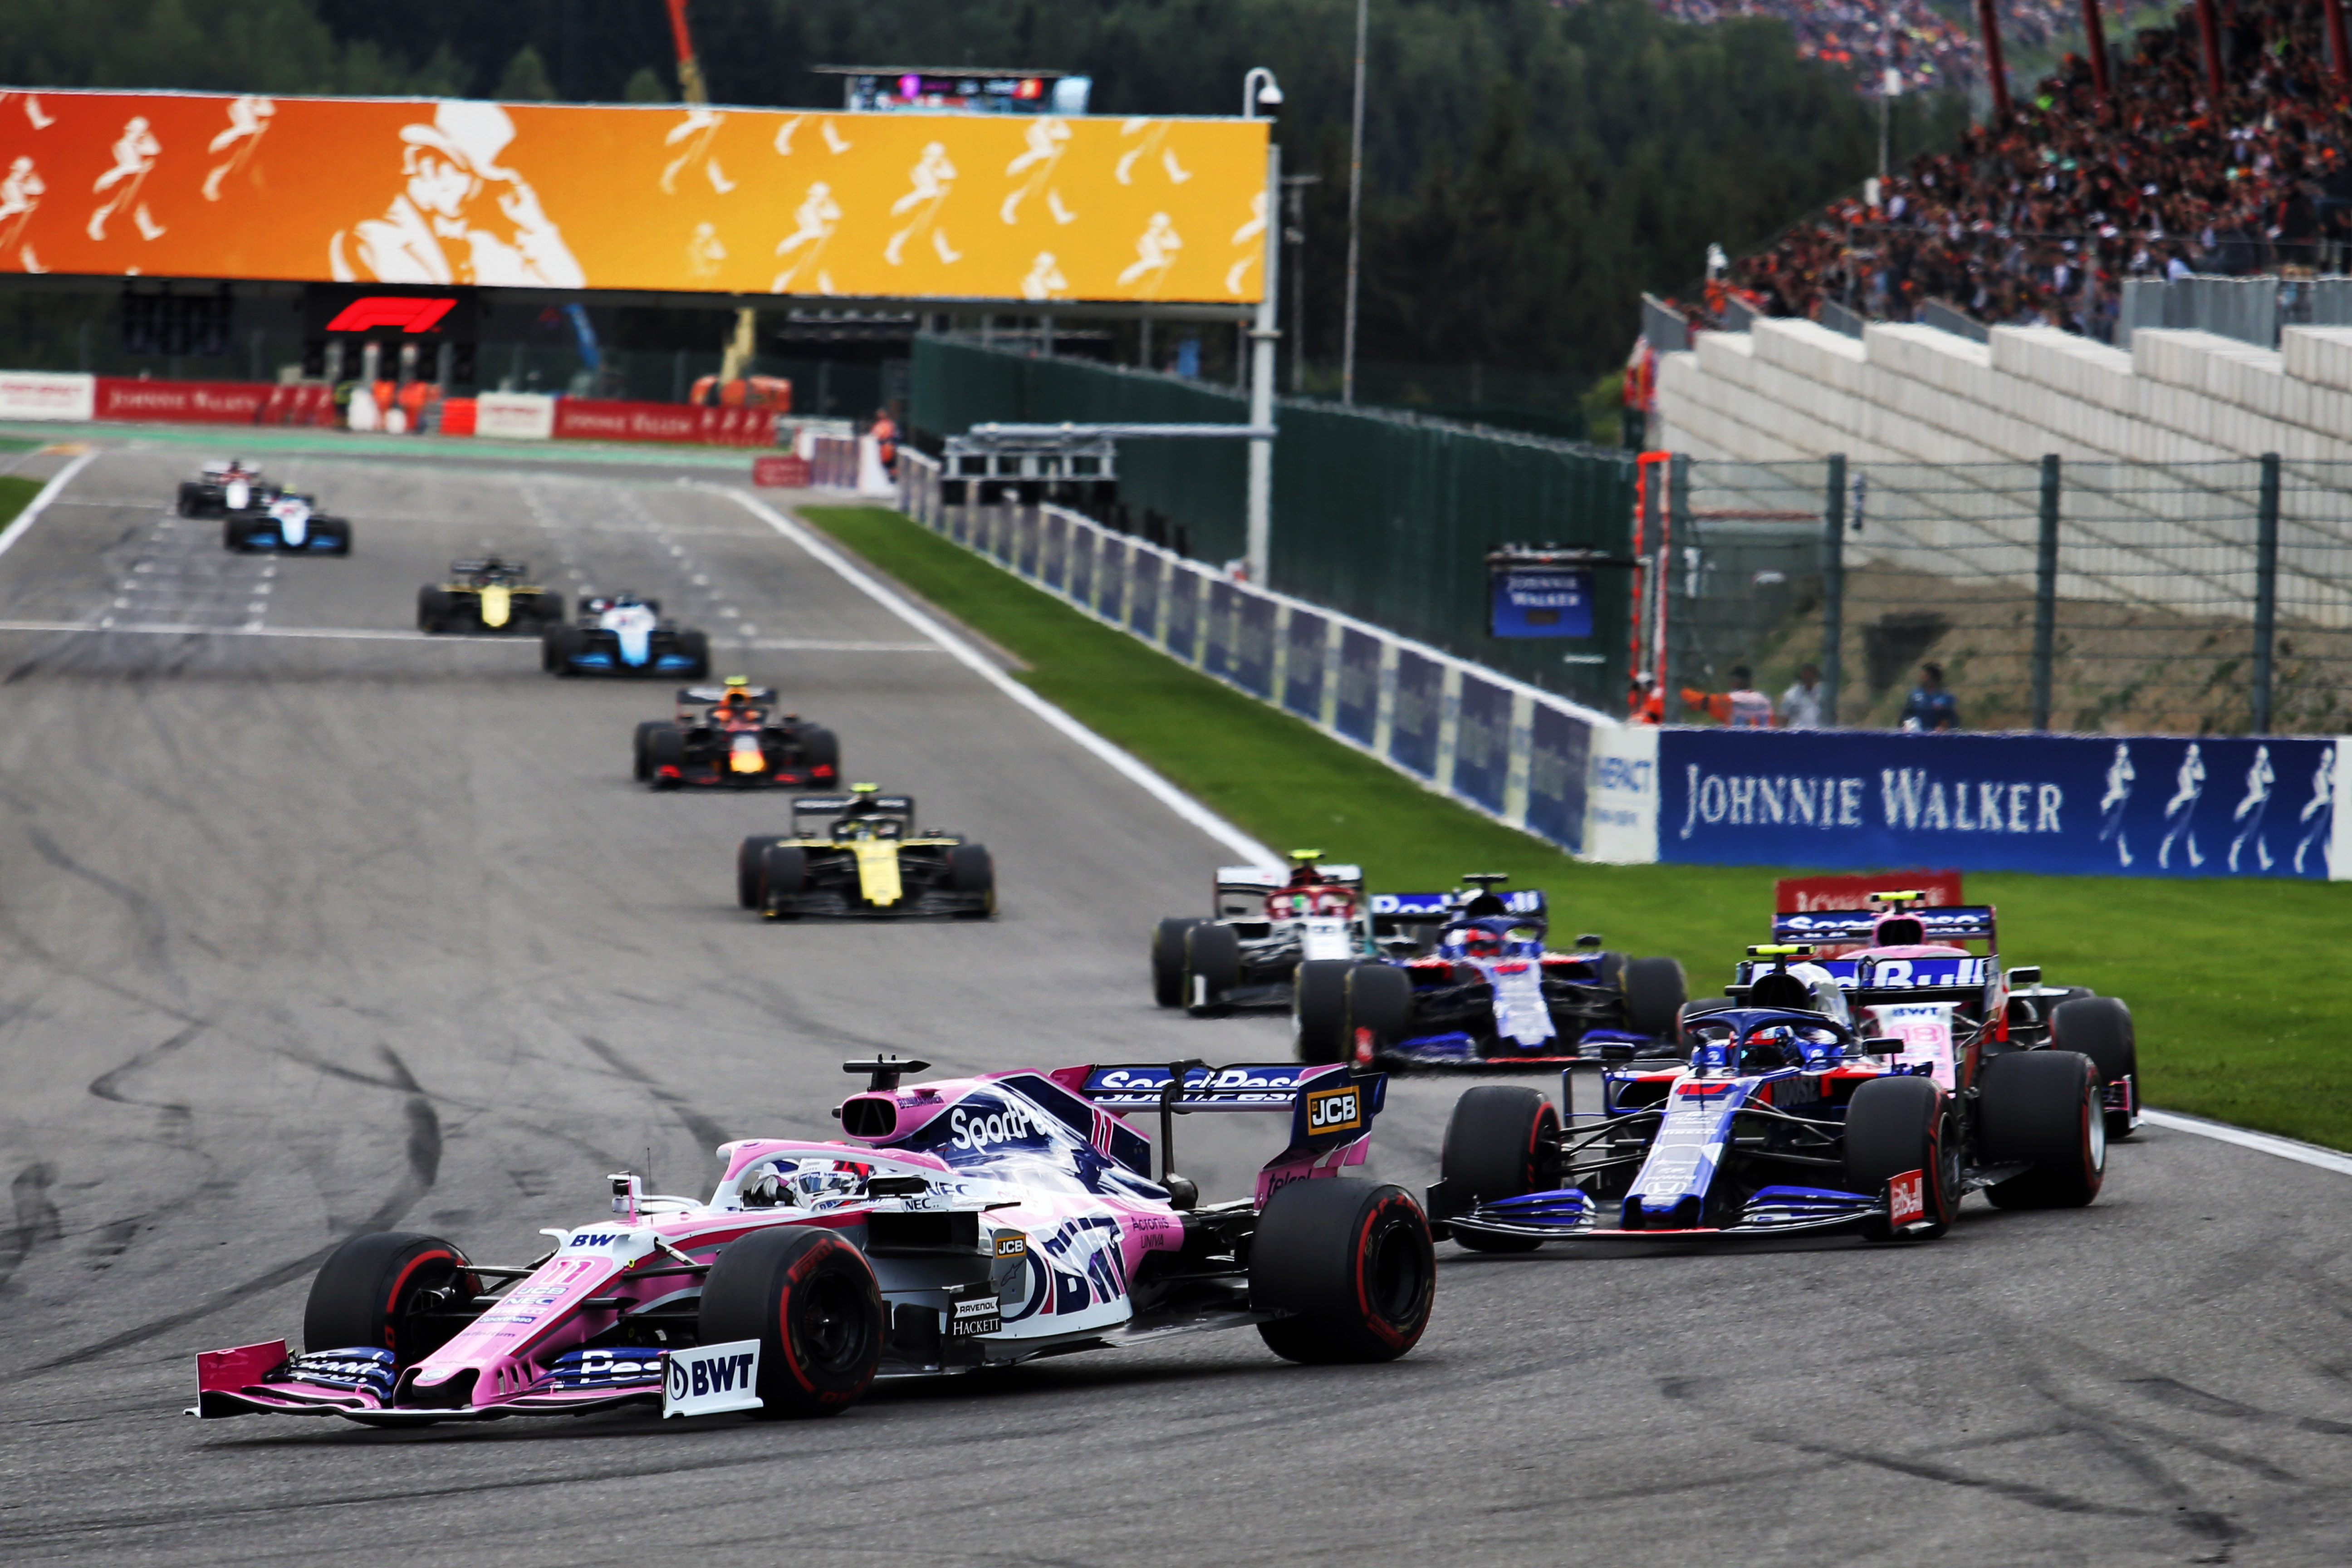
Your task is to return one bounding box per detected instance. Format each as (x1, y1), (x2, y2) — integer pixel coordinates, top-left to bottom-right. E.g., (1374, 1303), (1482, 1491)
(666, 0), (758, 384)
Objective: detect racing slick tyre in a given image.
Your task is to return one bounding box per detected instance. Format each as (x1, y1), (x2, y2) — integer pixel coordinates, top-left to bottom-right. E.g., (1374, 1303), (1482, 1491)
(645, 726), (686, 788)
(947, 843), (995, 917)
(632, 721), (665, 782)
(1183, 921), (1242, 1014)
(737, 836), (786, 909)
(1844, 1076), (1960, 1242)
(1439, 1086), (1560, 1253)
(1293, 959), (1354, 1063)
(530, 591), (565, 625)
(1344, 963), (1414, 1056)
(1252, 1180), (1434, 1364)
(1621, 956), (1688, 1039)
(698, 1225), (884, 1418)
(799, 725), (840, 781)
(1151, 918), (1200, 1008)
(222, 519), (246, 552)
(760, 845), (809, 918)
(676, 628), (711, 679)
(1979, 1049), (2106, 1210)
(417, 587), (452, 633)
(546, 625), (587, 675)
(302, 1231), (481, 1364)
(2051, 995), (2139, 1142)
(176, 482), (200, 517)
(318, 519), (352, 555)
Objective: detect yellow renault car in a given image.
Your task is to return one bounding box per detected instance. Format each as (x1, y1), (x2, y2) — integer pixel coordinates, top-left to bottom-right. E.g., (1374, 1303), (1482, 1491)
(736, 784), (995, 919)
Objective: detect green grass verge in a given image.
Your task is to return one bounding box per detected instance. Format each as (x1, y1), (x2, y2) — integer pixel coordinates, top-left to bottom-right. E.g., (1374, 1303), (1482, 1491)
(0, 472), (44, 526)
(801, 503), (2352, 1152)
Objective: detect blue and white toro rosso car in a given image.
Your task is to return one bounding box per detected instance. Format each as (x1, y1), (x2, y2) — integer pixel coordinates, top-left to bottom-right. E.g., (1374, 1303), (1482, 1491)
(223, 492), (351, 554)
(189, 1057), (1433, 1427)
(1300, 875), (1686, 1070)
(543, 594), (710, 678)
(1426, 900), (2117, 1251)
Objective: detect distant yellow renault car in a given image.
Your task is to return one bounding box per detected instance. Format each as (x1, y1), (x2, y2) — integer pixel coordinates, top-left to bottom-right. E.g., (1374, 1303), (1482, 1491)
(418, 558), (564, 634)
(736, 784), (995, 919)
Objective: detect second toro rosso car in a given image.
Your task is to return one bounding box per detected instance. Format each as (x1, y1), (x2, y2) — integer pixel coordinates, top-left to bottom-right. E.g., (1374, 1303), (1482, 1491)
(1426, 899), (2118, 1251)
(178, 459), (278, 518)
(188, 1054), (1434, 1426)
(224, 492), (352, 554)
(544, 594), (710, 678)
(419, 558), (564, 634)
(1298, 875), (1686, 1069)
(737, 784), (994, 918)
(635, 677), (840, 791)
(1152, 851), (1375, 1014)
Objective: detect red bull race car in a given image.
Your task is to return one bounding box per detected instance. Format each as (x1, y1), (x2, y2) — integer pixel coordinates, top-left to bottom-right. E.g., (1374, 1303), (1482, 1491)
(635, 680), (840, 791)
(188, 1055), (1433, 1426)
(1426, 893), (2122, 1251)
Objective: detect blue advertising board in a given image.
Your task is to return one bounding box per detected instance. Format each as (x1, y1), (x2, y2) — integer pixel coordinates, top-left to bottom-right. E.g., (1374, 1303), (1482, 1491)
(1660, 729), (2337, 878)
(1127, 548), (1159, 637)
(1284, 610), (1327, 719)
(1489, 565), (1593, 638)
(1525, 700), (1592, 853)
(1334, 627), (1381, 746)
(1454, 675), (1511, 813)
(1391, 650), (1442, 779)
(1233, 594), (1276, 699)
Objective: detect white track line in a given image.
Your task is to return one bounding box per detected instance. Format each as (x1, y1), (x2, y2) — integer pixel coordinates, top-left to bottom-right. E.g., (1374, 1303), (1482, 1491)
(705, 484), (1278, 866)
(0, 448), (100, 564)
(2141, 1109), (2352, 1178)
(0, 618), (945, 650)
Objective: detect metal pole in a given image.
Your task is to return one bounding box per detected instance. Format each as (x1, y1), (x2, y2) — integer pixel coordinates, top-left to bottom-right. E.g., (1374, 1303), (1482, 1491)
(1822, 454), (1846, 727)
(2329, 0), (2352, 84)
(1342, 0), (1367, 406)
(1246, 143), (1281, 585)
(2081, 0), (2112, 102)
(2253, 452), (2281, 734)
(1975, 0), (2012, 120)
(2032, 453), (2060, 731)
(2194, 0), (2225, 100)
(1662, 455), (1688, 710)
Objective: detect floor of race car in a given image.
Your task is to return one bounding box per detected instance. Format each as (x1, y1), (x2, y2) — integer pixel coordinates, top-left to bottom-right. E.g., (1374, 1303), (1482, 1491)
(0, 438), (2346, 1568)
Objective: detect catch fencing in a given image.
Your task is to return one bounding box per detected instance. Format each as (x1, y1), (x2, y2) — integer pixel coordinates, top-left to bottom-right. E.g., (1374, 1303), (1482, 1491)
(909, 335), (1637, 713)
(1666, 454), (2352, 737)
(900, 452), (1613, 855)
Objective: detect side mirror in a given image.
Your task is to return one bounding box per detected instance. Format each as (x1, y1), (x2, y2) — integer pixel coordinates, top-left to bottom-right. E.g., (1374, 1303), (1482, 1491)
(1862, 1036), (1904, 1054)
(2006, 966), (2042, 989)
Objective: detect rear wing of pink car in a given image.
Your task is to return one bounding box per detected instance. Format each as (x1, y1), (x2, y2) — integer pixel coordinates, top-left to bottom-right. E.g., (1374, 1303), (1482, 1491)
(1060, 1062), (1387, 1205)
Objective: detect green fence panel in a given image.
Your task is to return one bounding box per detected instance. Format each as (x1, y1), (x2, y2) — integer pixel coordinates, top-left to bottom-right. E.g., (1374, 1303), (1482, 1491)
(911, 336), (1636, 710)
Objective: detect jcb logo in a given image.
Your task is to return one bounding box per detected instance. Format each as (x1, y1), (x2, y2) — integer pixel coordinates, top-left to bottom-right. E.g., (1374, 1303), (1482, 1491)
(1306, 1086), (1362, 1134)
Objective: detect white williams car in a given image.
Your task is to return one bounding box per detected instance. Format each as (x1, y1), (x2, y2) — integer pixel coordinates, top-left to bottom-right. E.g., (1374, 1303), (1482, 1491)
(223, 492), (353, 554)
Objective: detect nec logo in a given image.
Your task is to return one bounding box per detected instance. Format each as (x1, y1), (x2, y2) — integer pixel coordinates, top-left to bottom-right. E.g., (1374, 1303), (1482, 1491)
(325, 296), (456, 333)
(1305, 1085), (1362, 1134)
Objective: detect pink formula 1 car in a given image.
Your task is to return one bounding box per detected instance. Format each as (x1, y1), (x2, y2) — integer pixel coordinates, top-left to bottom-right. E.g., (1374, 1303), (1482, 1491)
(191, 1057), (1434, 1426)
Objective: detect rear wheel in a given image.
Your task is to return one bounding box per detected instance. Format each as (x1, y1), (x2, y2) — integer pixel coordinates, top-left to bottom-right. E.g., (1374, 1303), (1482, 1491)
(798, 725), (840, 783)
(1251, 1181), (1433, 1364)
(697, 1226), (883, 1418)
(1293, 959), (1353, 1063)
(1844, 1075), (1959, 1241)
(531, 591), (565, 624)
(1344, 963), (1414, 1057)
(1979, 1049), (2106, 1209)
(2052, 996), (2139, 1141)
(1439, 1086), (1560, 1253)
(176, 482), (200, 517)
(645, 726), (685, 788)
(1183, 921), (1241, 1013)
(947, 843), (995, 917)
(302, 1232), (480, 1363)
(761, 845), (809, 918)
(1621, 956), (1688, 1039)
(676, 628), (711, 679)
(632, 721), (664, 782)
(1150, 918), (1199, 1008)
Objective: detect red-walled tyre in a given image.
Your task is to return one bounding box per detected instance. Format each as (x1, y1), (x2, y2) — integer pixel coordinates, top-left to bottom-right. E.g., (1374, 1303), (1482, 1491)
(1251, 1180), (1434, 1364)
(302, 1231), (480, 1364)
(699, 1226), (883, 1417)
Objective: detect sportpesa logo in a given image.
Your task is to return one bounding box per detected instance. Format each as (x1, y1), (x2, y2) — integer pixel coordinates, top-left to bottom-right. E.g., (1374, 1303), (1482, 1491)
(1305, 1084), (1362, 1135)
(947, 1100), (1041, 1152)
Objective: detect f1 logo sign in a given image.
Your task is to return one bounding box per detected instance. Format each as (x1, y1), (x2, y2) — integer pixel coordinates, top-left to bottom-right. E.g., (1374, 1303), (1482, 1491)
(1887, 1169), (1926, 1227)
(324, 296), (456, 334)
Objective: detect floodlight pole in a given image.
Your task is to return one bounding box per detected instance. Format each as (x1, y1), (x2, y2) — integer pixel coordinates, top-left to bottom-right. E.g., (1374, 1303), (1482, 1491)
(1242, 69), (1284, 586)
(1343, 0), (1367, 406)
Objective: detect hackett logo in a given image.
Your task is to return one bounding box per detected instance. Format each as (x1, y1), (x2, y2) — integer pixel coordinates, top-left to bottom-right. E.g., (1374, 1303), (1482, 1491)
(1677, 765), (2065, 839)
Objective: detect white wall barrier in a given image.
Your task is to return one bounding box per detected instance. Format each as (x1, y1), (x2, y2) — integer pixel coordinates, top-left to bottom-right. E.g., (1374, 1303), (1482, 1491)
(0, 371), (95, 422)
(898, 450), (1620, 857)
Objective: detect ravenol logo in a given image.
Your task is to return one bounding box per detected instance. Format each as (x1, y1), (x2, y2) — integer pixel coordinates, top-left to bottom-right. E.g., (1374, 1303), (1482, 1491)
(1306, 1084), (1363, 1135)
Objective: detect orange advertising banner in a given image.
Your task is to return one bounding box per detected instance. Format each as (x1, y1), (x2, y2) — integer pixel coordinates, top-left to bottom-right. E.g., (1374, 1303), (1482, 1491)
(0, 89), (1271, 304)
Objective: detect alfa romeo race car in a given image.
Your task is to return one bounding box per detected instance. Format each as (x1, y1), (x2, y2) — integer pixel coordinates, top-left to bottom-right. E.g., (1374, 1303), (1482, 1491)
(1295, 875), (1686, 1069)
(737, 785), (993, 918)
(1152, 851), (1373, 1014)
(418, 559), (564, 634)
(635, 680), (840, 791)
(223, 492), (352, 554)
(189, 1055), (1433, 1425)
(176, 460), (277, 518)
(544, 594), (710, 678)
(1425, 901), (2120, 1250)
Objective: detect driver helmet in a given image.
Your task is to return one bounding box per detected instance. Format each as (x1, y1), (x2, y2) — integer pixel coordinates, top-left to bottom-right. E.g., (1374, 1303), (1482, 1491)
(784, 1160), (867, 1210)
(1459, 926), (1501, 959)
(1740, 1024), (1803, 1071)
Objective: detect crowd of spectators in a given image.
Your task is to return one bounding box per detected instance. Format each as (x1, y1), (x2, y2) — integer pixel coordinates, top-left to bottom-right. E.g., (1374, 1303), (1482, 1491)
(1719, 0), (2352, 339)
(1648, 0), (2086, 96)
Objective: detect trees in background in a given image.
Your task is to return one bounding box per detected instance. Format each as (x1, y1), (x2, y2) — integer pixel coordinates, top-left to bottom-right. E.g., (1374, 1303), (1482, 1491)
(2, 0), (1944, 380)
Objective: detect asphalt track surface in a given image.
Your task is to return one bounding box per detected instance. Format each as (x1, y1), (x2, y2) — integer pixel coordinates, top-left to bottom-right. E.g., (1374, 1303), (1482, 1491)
(2, 437), (2349, 1568)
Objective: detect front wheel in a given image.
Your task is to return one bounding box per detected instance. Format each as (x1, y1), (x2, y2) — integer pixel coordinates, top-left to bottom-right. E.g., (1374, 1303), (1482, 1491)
(698, 1226), (883, 1418)
(1182, 921), (1241, 1014)
(302, 1231), (480, 1363)
(1620, 956), (1687, 1039)
(417, 586), (451, 633)
(947, 843), (995, 917)
(1979, 1049), (2106, 1209)
(1344, 963), (1414, 1058)
(1844, 1075), (1958, 1241)
(1439, 1085), (1559, 1253)
(761, 844), (809, 917)
(1251, 1181), (1434, 1364)
(1150, 918), (1198, 1008)
(737, 836), (783, 909)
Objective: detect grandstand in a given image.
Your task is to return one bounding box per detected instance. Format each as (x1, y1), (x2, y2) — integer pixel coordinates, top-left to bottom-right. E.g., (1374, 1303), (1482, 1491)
(1650, 0), (2087, 96)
